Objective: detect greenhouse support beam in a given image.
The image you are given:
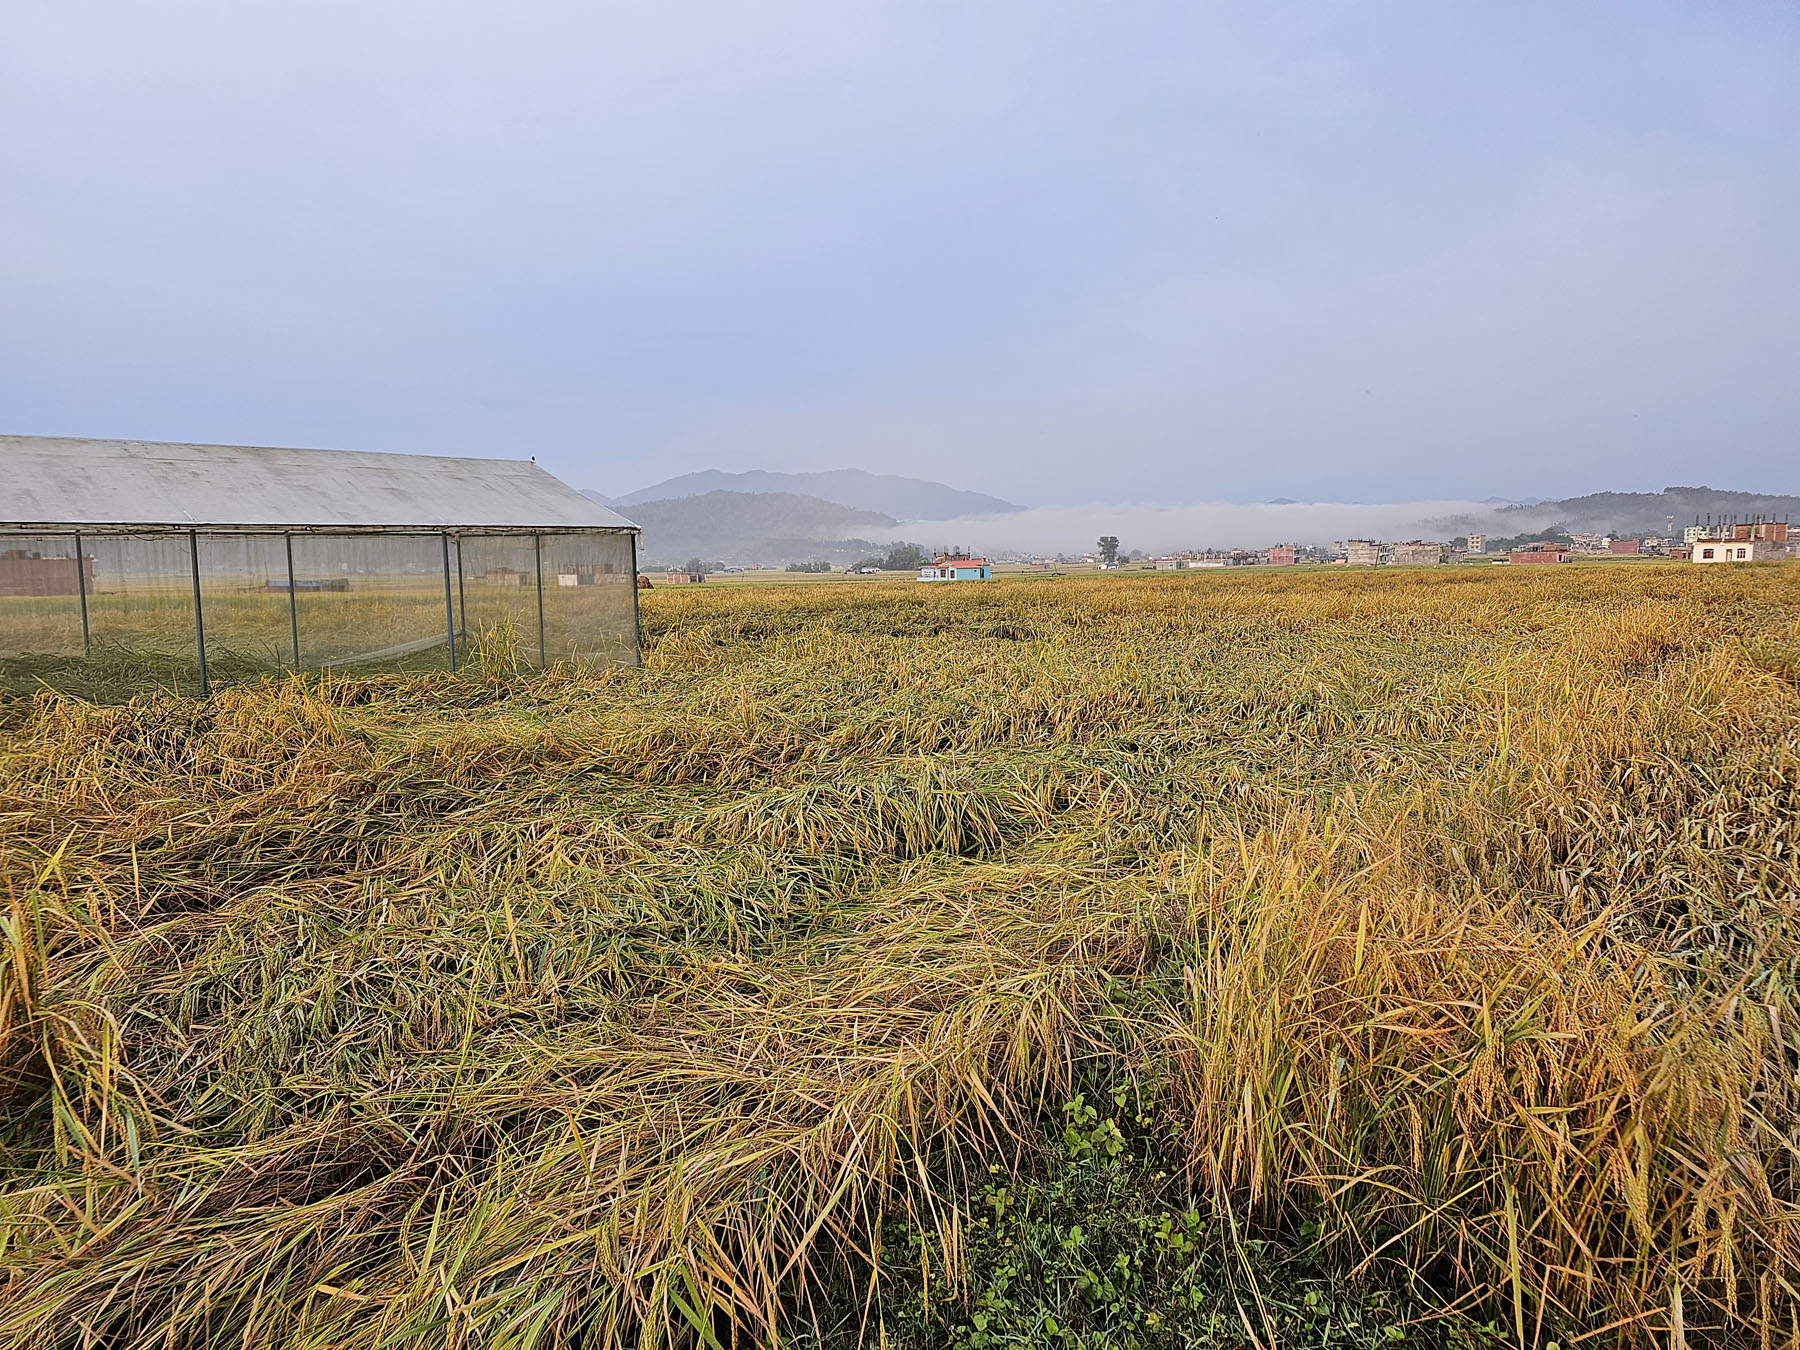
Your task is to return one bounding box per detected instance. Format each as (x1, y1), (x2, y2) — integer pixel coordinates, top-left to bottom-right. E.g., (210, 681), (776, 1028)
(441, 531), (457, 674)
(189, 529), (210, 696)
(534, 534), (547, 668)
(629, 531), (642, 668)
(285, 533), (300, 668)
(74, 530), (91, 656)
(455, 535), (466, 647)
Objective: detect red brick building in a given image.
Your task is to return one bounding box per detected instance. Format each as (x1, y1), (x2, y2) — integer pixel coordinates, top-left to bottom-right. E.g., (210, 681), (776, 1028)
(1266, 545), (1296, 566)
(0, 548), (95, 597)
(1509, 546), (1570, 565)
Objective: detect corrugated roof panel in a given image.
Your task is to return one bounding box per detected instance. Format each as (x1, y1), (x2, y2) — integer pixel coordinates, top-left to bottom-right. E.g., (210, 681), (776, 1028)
(0, 436), (638, 531)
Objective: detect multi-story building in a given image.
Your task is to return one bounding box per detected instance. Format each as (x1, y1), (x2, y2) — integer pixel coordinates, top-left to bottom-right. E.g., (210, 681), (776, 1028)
(1345, 539), (1381, 566)
(1391, 541), (1445, 567)
(1693, 539), (1785, 563)
(1689, 519), (1790, 563)
(1466, 533), (1485, 555)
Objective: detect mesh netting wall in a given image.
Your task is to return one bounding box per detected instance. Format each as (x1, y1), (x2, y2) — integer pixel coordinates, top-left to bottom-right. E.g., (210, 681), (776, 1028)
(1, 528), (637, 694)
(195, 534), (299, 670)
(0, 533), (207, 693)
(0, 534), (88, 657)
(457, 534), (543, 664)
(540, 531), (638, 667)
(288, 533), (455, 671)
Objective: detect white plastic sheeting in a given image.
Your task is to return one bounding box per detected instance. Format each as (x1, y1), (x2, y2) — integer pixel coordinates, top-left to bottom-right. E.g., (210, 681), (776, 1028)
(0, 436), (637, 532)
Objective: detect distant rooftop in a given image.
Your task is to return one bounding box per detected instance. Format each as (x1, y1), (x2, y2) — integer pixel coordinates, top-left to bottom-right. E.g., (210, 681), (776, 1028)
(0, 435), (638, 532)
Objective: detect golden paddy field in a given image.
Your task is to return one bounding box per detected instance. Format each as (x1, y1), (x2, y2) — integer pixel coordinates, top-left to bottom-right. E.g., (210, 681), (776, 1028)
(3, 563), (1798, 1348)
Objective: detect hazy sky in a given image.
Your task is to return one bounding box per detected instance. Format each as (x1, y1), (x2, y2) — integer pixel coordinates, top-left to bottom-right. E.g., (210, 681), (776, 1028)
(3, 2), (1795, 506)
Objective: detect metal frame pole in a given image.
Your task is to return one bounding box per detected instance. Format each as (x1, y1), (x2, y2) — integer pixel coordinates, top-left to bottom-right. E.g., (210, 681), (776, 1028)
(628, 531), (642, 667)
(285, 532), (300, 668)
(441, 531), (457, 674)
(189, 529), (210, 696)
(73, 530), (91, 657)
(533, 534), (547, 668)
(455, 535), (467, 648)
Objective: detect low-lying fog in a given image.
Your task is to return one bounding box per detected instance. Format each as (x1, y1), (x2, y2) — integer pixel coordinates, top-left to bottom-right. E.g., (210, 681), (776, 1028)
(903, 500), (1537, 555)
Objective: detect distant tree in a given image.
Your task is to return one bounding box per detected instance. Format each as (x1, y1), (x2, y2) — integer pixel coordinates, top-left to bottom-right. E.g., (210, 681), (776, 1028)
(856, 543), (927, 571)
(785, 560), (832, 573)
(848, 544), (929, 572)
(1485, 528), (1576, 554)
(1097, 536), (1121, 565)
(682, 557), (708, 574)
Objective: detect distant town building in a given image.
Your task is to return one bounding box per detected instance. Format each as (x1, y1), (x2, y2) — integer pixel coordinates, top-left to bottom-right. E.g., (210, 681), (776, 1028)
(1570, 531), (1610, 554)
(1683, 525), (1708, 544)
(665, 570), (707, 584)
(1692, 540), (1786, 563)
(1345, 539), (1381, 566)
(1509, 545), (1570, 564)
(1466, 533), (1485, 555)
(1689, 519), (1790, 563)
(1266, 544), (1296, 566)
(1391, 541), (1445, 567)
(0, 546), (97, 597)
(1608, 539), (1640, 556)
(918, 553), (992, 581)
(1684, 518), (1785, 561)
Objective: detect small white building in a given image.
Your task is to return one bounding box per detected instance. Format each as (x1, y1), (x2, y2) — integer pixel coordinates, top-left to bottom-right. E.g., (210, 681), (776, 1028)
(917, 554), (992, 581)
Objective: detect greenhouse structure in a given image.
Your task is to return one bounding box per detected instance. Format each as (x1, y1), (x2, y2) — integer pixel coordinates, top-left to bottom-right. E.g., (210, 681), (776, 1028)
(0, 435), (640, 694)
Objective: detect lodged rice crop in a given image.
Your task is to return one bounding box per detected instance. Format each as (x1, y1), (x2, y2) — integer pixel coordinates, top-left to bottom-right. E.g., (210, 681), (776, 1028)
(1, 563), (1798, 1347)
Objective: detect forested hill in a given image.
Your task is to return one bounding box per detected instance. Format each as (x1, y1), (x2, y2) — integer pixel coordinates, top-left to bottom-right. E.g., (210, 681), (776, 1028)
(1498, 485), (1800, 536)
(1428, 485), (1800, 541)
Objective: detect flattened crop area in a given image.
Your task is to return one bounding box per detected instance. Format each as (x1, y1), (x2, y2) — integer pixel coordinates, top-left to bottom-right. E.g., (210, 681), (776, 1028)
(3, 565), (1799, 1348)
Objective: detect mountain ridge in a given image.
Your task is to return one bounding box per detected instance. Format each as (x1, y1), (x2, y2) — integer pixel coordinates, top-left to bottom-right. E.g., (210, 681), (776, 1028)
(607, 489), (909, 567)
(1435, 484), (1800, 539)
(597, 468), (1022, 520)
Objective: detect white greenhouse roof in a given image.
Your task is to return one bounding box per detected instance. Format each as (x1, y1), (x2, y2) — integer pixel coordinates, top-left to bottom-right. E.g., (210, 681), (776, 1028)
(0, 436), (638, 532)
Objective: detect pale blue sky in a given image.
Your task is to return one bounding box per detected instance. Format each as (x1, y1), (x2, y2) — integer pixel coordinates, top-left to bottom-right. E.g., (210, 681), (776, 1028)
(2, 1), (1795, 505)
